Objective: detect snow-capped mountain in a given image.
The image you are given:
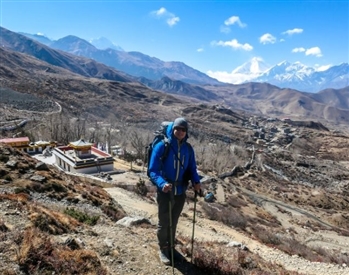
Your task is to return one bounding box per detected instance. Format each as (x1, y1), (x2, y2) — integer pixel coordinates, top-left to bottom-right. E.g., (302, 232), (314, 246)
(250, 61), (348, 92)
(89, 37), (124, 51)
(310, 63), (349, 91)
(256, 61), (314, 81)
(216, 57), (271, 83)
(232, 57), (270, 75)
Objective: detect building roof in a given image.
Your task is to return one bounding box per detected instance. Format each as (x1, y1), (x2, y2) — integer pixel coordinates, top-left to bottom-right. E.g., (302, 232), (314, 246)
(34, 140), (51, 145)
(0, 137), (30, 143)
(68, 138), (93, 148)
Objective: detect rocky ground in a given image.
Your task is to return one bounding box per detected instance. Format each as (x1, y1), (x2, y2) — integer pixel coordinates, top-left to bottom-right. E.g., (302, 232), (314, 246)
(1, 88), (349, 274)
(1, 143), (349, 275)
(106, 168), (349, 275)
(0, 145), (291, 275)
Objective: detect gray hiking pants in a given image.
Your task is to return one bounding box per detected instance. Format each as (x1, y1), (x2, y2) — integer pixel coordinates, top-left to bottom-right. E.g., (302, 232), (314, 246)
(156, 191), (186, 250)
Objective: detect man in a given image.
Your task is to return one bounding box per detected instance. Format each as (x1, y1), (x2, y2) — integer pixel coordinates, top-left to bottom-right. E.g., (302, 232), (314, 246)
(148, 117), (201, 265)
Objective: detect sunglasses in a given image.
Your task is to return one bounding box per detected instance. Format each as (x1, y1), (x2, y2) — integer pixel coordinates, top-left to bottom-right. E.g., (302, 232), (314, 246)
(174, 127), (187, 132)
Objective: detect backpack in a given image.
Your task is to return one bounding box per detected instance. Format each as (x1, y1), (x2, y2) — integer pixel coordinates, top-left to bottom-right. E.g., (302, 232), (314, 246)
(146, 121), (192, 186)
(146, 121), (171, 178)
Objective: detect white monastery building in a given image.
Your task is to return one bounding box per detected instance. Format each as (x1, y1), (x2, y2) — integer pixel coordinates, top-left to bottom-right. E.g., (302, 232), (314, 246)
(52, 138), (114, 174)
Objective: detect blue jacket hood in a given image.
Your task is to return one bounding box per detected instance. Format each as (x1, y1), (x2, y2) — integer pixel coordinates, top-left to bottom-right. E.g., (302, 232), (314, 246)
(148, 121), (199, 195)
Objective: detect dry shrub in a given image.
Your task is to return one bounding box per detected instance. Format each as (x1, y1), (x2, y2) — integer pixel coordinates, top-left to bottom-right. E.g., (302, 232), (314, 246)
(185, 240), (248, 275)
(179, 237), (300, 275)
(251, 226), (349, 265)
(135, 177), (148, 196)
(280, 241), (349, 265)
(201, 202), (247, 230)
(29, 205), (80, 234)
(78, 184), (114, 207)
(227, 195), (248, 208)
(0, 192), (30, 203)
(101, 203), (126, 222)
(0, 193), (29, 214)
(278, 239), (319, 261)
(251, 225), (282, 246)
(254, 208), (281, 227)
(17, 228), (108, 275)
(22, 181), (68, 198)
(1, 271), (17, 275)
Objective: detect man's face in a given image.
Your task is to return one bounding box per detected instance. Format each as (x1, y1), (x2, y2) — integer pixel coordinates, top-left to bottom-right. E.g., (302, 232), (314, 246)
(173, 127), (187, 141)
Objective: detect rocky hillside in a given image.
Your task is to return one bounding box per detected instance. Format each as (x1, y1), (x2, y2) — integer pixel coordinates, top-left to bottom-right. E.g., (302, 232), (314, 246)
(0, 144), (303, 274)
(1, 112), (349, 274)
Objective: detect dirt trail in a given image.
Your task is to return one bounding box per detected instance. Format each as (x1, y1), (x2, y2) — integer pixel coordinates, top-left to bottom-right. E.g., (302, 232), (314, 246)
(105, 185), (349, 275)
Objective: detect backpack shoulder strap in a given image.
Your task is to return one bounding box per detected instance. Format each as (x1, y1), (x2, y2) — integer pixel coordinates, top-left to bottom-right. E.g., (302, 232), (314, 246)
(160, 138), (170, 162)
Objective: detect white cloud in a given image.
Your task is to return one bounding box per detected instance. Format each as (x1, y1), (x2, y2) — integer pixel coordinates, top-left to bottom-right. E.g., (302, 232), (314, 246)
(197, 48), (204, 52)
(167, 16), (179, 26)
(224, 16), (247, 28)
(282, 28), (303, 35)
(155, 7), (166, 16)
(206, 70), (251, 84)
(292, 46), (322, 57)
(259, 33), (276, 44)
(292, 47), (306, 53)
(211, 39), (253, 51)
(305, 47), (322, 57)
(150, 7), (180, 27)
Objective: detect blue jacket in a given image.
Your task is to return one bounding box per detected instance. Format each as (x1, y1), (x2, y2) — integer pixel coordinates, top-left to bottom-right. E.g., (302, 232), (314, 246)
(148, 122), (201, 195)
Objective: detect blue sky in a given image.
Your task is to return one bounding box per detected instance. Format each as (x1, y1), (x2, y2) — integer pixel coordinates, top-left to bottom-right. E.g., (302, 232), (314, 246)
(1, 0), (348, 83)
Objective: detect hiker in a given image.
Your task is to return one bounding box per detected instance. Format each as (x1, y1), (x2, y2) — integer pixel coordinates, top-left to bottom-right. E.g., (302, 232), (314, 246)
(148, 117), (201, 265)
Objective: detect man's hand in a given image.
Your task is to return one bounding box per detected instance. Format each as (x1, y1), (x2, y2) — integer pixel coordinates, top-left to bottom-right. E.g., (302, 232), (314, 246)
(194, 183), (202, 196)
(162, 183), (172, 193)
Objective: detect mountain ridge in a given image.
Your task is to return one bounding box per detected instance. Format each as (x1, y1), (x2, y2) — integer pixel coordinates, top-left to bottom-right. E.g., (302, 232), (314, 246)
(17, 29), (348, 92)
(46, 34), (222, 86)
(1, 26), (349, 128)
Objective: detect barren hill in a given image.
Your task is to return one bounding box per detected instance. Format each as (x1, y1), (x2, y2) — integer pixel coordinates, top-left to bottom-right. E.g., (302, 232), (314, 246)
(1, 26), (349, 128)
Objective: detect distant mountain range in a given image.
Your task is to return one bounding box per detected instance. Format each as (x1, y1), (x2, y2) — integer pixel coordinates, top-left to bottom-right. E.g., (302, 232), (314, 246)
(1, 26), (349, 127)
(18, 32), (221, 86)
(234, 58), (349, 93)
(17, 31), (349, 93)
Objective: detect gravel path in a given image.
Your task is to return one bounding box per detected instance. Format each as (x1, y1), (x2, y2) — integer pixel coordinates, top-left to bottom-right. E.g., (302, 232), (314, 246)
(105, 186), (349, 275)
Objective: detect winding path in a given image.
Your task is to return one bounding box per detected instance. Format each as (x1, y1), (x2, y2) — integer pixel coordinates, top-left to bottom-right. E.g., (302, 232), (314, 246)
(105, 183), (349, 275)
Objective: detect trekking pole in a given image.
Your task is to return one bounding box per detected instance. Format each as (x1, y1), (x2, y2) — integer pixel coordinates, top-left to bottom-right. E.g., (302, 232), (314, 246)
(190, 190), (198, 264)
(169, 192), (175, 274)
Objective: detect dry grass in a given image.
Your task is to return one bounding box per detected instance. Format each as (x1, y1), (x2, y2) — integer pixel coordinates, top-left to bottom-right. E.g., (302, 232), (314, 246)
(28, 204), (81, 234)
(201, 202), (248, 230)
(16, 228), (108, 275)
(250, 225), (349, 266)
(179, 237), (301, 275)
